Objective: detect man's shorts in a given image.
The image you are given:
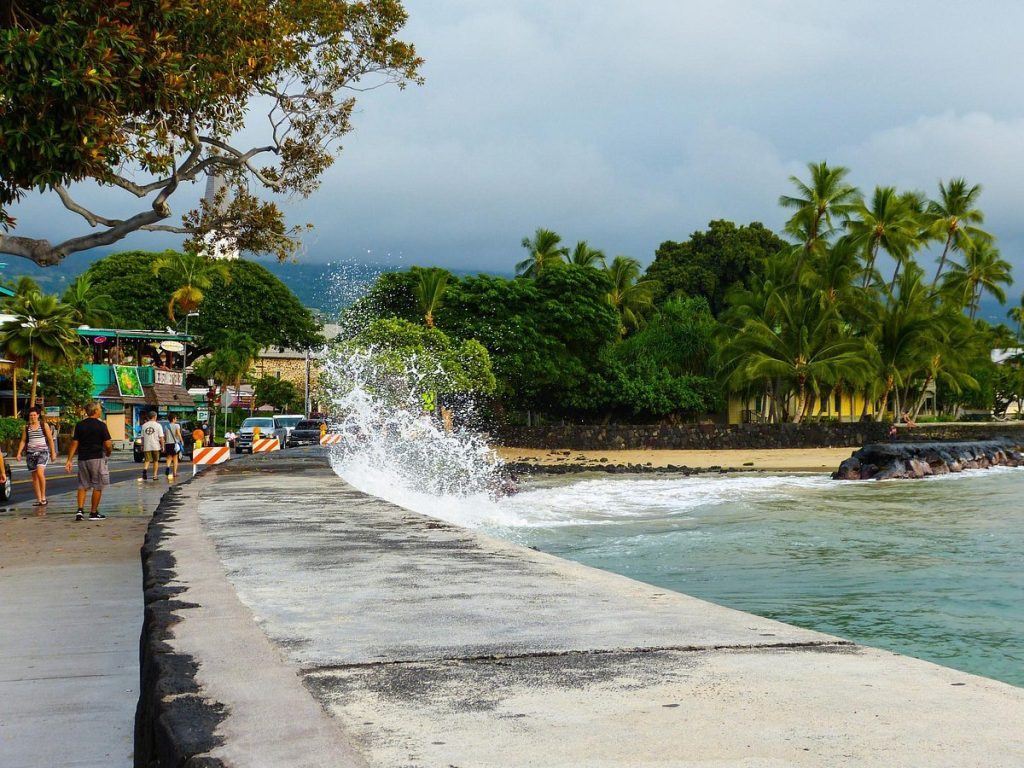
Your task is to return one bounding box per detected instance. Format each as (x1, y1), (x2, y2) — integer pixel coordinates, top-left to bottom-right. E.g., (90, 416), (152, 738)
(78, 457), (110, 491)
(25, 450), (49, 471)
(144, 450), (161, 464)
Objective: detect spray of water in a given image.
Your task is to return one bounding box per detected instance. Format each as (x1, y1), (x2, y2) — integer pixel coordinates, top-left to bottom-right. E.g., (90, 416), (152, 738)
(316, 344), (520, 522)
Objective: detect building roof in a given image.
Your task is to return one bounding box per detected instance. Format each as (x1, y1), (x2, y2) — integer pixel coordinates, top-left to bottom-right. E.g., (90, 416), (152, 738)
(97, 382), (195, 408)
(77, 327), (193, 342)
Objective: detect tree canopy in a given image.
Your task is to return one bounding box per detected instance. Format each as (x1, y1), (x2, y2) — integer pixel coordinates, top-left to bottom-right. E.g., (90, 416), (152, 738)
(644, 220), (789, 315)
(83, 250), (323, 352)
(0, 0), (422, 264)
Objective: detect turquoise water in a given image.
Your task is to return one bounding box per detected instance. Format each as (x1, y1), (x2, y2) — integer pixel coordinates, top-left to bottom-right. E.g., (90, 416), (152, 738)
(487, 469), (1024, 688)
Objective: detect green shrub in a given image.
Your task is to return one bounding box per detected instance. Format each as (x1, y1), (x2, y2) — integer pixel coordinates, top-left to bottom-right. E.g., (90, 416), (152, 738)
(0, 417), (25, 442)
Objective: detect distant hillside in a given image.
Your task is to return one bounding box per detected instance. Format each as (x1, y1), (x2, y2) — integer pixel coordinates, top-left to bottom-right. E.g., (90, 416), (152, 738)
(0, 252), (491, 319)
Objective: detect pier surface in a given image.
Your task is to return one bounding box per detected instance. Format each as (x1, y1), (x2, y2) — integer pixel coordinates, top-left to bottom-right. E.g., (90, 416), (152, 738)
(143, 452), (1024, 766)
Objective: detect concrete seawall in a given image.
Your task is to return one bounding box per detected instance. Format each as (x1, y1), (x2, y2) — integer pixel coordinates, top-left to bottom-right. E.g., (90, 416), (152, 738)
(138, 451), (1024, 766)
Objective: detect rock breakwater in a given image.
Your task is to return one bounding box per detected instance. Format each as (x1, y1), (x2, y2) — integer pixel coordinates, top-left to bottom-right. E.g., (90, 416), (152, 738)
(832, 439), (1024, 480)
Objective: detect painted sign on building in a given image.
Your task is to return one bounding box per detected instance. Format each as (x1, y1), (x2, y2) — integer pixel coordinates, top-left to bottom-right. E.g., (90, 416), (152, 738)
(154, 369), (184, 386)
(114, 365), (144, 397)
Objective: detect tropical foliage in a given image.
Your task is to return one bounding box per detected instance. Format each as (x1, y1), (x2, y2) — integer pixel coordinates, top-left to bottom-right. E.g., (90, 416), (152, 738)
(352, 162), (1013, 425)
(0, 0), (422, 265)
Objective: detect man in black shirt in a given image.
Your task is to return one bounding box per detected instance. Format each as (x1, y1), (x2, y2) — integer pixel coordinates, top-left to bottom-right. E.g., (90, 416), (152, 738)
(64, 402), (113, 521)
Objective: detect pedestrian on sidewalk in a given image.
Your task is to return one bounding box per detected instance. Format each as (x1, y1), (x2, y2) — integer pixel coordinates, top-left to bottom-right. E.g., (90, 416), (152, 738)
(163, 413), (184, 479)
(64, 402), (112, 521)
(139, 411), (164, 481)
(15, 405), (57, 508)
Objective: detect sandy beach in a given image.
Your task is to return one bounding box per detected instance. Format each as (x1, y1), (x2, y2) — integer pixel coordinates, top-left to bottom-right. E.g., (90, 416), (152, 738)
(496, 446), (856, 473)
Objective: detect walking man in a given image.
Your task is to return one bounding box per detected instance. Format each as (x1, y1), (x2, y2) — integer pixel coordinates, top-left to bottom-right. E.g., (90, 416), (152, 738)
(65, 402), (112, 521)
(140, 411), (164, 481)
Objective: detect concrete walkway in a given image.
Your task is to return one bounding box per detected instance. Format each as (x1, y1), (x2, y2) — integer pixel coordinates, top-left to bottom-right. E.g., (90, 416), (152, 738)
(0, 468), (170, 768)
(151, 453), (1024, 767)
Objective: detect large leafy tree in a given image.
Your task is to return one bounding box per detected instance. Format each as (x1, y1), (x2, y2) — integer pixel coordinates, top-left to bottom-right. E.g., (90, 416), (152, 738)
(0, 1), (422, 265)
(253, 375), (302, 413)
(84, 251), (322, 352)
(644, 220), (788, 315)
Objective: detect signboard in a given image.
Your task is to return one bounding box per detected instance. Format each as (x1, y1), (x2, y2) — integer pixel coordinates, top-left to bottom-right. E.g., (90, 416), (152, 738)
(161, 340), (184, 353)
(154, 369), (183, 386)
(197, 409), (209, 420)
(44, 406), (60, 418)
(114, 365), (144, 397)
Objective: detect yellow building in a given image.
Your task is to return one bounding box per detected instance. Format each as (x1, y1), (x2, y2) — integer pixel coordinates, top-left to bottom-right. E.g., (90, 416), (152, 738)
(728, 390), (880, 424)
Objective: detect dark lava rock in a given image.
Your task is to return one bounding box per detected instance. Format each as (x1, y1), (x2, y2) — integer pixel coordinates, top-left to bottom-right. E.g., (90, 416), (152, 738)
(833, 438), (1024, 481)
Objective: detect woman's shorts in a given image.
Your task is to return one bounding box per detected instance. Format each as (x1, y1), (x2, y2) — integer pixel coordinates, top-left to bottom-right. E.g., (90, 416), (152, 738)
(26, 450), (49, 471)
(163, 444), (178, 458)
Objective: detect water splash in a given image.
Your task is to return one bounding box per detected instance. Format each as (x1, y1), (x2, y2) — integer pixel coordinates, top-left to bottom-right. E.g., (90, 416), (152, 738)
(317, 345), (514, 519)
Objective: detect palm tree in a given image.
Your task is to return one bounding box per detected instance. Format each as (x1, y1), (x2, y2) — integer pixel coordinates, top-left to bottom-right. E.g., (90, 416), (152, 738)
(151, 249), (231, 321)
(605, 256), (658, 336)
(845, 186), (924, 290)
(568, 240), (605, 268)
(516, 227), (568, 278)
(779, 161), (861, 272)
(925, 178), (989, 290)
(718, 284), (872, 423)
(1009, 300), (1024, 344)
(942, 240), (1013, 320)
(412, 267), (449, 328)
(193, 332), (260, 414)
(63, 273), (115, 328)
(0, 292), (78, 406)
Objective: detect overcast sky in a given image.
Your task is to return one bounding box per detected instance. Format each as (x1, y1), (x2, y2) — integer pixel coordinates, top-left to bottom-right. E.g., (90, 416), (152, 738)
(12, 1), (1024, 283)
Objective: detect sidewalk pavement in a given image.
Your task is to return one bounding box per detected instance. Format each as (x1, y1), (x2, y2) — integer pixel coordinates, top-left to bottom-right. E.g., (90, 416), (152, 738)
(0, 468), (173, 768)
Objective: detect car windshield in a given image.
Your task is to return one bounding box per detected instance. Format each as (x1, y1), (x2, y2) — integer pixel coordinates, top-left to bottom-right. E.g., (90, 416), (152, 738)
(295, 420), (322, 430)
(241, 418), (275, 429)
(275, 416), (303, 428)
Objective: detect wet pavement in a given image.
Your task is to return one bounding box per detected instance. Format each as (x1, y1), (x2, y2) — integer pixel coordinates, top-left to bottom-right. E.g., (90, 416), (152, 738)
(153, 451), (1024, 767)
(0, 450), (179, 768)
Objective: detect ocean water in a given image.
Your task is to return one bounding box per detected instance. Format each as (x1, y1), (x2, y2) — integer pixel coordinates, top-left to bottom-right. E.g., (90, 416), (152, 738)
(341, 464), (1024, 688)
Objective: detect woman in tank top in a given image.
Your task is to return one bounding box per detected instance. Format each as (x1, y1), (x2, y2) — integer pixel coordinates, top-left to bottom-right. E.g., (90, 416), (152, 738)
(16, 406), (57, 506)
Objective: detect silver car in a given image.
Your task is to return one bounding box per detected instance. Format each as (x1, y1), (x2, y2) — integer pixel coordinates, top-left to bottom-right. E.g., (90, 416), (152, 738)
(234, 417), (287, 453)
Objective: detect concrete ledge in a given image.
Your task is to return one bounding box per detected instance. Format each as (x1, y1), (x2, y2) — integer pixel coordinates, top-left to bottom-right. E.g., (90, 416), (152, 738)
(138, 451), (1024, 766)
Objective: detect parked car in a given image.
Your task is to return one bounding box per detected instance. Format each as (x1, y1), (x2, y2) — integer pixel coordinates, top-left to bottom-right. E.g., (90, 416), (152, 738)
(133, 420), (197, 462)
(286, 419), (329, 447)
(234, 416), (287, 453)
(273, 414), (304, 444)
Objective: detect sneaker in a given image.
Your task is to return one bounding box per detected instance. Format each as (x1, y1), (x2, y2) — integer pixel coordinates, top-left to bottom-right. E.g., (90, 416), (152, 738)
(89, 512), (106, 520)
(75, 510), (84, 521)
(141, 470), (148, 481)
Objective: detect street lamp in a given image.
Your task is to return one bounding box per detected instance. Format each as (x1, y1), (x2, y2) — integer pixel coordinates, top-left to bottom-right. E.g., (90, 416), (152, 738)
(181, 312), (199, 375)
(207, 376), (217, 445)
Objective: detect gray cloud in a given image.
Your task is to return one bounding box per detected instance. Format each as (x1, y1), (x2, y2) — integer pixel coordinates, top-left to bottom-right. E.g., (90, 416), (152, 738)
(8, 1), (1024, 284)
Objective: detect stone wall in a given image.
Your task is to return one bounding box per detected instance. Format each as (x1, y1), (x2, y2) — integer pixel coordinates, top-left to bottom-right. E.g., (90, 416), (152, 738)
(496, 421), (1024, 450)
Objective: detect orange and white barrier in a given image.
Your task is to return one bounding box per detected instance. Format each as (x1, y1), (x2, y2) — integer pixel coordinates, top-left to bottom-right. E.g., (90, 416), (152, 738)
(192, 445), (231, 476)
(320, 433), (343, 445)
(252, 437), (281, 453)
